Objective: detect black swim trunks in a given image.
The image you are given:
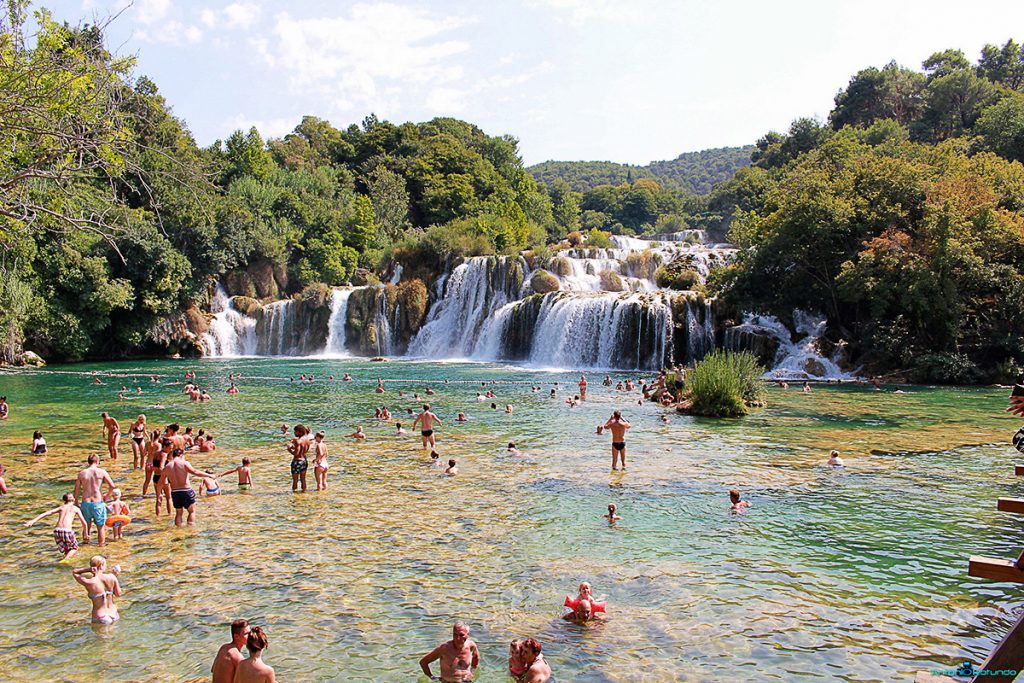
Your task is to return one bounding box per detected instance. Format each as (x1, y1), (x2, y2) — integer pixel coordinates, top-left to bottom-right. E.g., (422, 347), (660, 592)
(612, 441), (626, 451)
(291, 458), (308, 475)
(152, 473), (161, 483)
(171, 488), (196, 509)
(421, 429), (433, 437)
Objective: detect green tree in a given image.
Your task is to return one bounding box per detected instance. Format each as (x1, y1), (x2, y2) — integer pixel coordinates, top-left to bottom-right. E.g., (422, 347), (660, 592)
(976, 94), (1024, 162)
(550, 178), (581, 233)
(347, 194), (377, 252)
(364, 164), (410, 242)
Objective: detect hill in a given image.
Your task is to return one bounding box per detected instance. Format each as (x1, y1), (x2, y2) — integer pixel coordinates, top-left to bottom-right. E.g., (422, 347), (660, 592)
(529, 145), (755, 196)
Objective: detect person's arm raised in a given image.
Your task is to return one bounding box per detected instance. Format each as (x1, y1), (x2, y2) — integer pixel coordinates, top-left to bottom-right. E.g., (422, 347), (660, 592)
(24, 506), (58, 526)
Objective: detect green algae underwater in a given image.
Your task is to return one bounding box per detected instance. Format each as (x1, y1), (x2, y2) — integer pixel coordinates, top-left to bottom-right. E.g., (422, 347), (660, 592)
(0, 358), (1021, 682)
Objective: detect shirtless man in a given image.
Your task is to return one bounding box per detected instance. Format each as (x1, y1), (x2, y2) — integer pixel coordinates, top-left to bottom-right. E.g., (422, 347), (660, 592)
(578, 375), (587, 401)
(101, 412), (120, 460)
(604, 410), (631, 471)
(163, 449), (206, 527)
(413, 404), (443, 449)
(75, 454), (116, 545)
(420, 621), (480, 682)
(211, 619), (250, 683)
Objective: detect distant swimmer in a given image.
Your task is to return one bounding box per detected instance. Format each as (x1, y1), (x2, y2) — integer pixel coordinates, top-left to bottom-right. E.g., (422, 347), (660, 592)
(445, 458), (459, 476)
(0, 397), (8, 419)
(603, 375), (612, 386)
(211, 619), (250, 683)
(413, 404), (443, 449)
(0, 464), (7, 495)
(604, 411), (631, 471)
(348, 426), (366, 440)
(426, 387), (435, 395)
(505, 404), (513, 414)
(419, 621), (479, 683)
(396, 422), (408, 436)
(456, 412), (468, 422)
(198, 470), (221, 497)
(32, 430), (47, 455)
(507, 442), (520, 454)
(25, 493), (86, 560)
(227, 383), (239, 394)
(729, 489), (750, 511)
(343, 373), (352, 381)
(476, 393), (485, 402)
(579, 374), (587, 401)
(564, 582), (606, 622)
(604, 503), (621, 524)
(430, 451), (442, 467)
(802, 381), (811, 394)
(827, 450), (845, 467)
(596, 425), (604, 435)
(101, 412), (120, 460)
(235, 626), (275, 683)
(376, 379), (385, 393)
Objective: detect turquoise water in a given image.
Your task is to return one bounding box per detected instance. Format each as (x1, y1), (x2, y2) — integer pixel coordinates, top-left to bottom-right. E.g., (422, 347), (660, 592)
(0, 358), (1020, 682)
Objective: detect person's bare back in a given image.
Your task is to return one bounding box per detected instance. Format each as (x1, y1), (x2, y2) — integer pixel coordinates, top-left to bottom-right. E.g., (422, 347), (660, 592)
(234, 655), (275, 683)
(76, 462), (113, 502)
(211, 643), (243, 683)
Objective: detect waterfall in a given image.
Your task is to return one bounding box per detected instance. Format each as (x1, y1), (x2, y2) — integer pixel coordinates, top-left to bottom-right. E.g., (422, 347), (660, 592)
(200, 285), (257, 357)
(408, 256), (524, 358)
(728, 311), (854, 379)
(375, 288), (394, 356)
(322, 289), (354, 356)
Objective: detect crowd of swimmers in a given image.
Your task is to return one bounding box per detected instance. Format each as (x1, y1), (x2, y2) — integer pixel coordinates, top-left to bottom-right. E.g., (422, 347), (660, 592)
(0, 368), (874, 681)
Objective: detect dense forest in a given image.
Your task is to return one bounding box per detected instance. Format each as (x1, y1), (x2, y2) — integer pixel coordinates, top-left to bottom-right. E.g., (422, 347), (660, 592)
(2, 1), (1024, 382)
(529, 146), (755, 196)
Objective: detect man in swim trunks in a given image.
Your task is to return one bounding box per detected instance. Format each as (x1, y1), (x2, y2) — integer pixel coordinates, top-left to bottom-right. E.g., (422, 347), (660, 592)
(74, 453), (115, 545)
(163, 448), (206, 527)
(211, 619), (250, 683)
(604, 410), (631, 471)
(413, 404), (443, 450)
(289, 425), (310, 492)
(419, 621), (479, 682)
(101, 412), (120, 460)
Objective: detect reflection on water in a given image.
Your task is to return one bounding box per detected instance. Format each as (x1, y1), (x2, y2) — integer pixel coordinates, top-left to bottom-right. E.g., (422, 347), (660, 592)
(0, 360), (1021, 682)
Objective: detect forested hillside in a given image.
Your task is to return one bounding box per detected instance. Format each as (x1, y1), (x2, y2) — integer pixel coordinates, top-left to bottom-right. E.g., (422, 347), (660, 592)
(529, 146), (754, 195)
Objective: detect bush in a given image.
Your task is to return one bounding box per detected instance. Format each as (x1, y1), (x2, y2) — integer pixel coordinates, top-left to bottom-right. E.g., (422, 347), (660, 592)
(655, 264), (700, 290)
(599, 270), (624, 291)
(422, 219), (495, 259)
(531, 269), (561, 293)
(585, 228), (613, 249)
(686, 350), (766, 417)
(908, 352), (982, 384)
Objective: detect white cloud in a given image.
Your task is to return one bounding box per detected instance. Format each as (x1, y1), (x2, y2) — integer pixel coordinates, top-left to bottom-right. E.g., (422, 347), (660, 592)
(530, 0), (639, 24)
(137, 21), (203, 46)
(184, 25), (203, 43)
(427, 88), (466, 113)
(257, 4), (472, 114)
(200, 8), (217, 28)
(134, 0), (170, 25)
(223, 2), (262, 30)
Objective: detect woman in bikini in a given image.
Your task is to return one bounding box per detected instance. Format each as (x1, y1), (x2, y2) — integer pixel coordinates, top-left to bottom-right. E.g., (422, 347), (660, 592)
(72, 555), (122, 625)
(142, 429), (161, 497)
(129, 415), (147, 469)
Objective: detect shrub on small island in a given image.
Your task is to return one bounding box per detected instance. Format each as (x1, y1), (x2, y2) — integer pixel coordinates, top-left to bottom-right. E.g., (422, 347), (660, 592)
(655, 264), (700, 290)
(531, 269), (561, 294)
(686, 351), (766, 417)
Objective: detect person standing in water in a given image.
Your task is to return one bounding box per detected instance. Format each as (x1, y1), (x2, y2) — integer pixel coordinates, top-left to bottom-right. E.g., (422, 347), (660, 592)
(101, 412), (120, 460)
(420, 621), (479, 682)
(413, 404), (443, 450)
(72, 555), (122, 625)
(25, 493), (86, 560)
(211, 619), (250, 683)
(313, 431), (329, 491)
(235, 626), (275, 683)
(604, 410), (631, 471)
(163, 449), (206, 527)
(75, 454), (115, 545)
(579, 374), (588, 401)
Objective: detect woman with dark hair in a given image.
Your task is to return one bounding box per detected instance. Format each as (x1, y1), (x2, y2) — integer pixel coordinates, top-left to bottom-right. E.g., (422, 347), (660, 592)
(235, 626), (275, 682)
(31, 431), (47, 454)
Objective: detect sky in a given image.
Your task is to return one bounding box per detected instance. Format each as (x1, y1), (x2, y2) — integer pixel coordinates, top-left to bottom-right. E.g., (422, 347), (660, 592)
(44, 0), (1024, 165)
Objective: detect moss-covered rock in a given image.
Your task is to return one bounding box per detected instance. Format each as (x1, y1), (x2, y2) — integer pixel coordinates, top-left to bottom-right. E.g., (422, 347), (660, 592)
(397, 279), (428, 340)
(547, 256), (572, 277)
(223, 270), (257, 299)
(655, 261), (700, 290)
(351, 268), (381, 286)
(599, 270), (624, 292)
(231, 296), (263, 319)
(531, 269), (561, 294)
(248, 259), (280, 300)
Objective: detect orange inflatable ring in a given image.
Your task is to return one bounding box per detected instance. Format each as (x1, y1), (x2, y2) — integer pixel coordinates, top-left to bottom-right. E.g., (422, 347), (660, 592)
(564, 596), (606, 613)
(106, 514), (131, 528)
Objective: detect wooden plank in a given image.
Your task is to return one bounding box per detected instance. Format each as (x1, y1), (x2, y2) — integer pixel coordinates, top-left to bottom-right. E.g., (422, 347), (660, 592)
(969, 556), (1024, 583)
(1015, 465), (1024, 476)
(997, 498), (1024, 514)
(970, 610), (1024, 683)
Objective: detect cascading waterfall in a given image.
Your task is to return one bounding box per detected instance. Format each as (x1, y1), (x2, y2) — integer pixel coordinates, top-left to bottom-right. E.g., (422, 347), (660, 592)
(322, 289), (354, 356)
(200, 285), (257, 357)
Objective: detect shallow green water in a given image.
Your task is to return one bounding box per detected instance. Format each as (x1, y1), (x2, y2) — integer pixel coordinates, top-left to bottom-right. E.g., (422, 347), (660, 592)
(0, 359), (1021, 682)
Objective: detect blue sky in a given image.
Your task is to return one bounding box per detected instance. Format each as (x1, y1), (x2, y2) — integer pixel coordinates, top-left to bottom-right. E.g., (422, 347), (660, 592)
(53, 0), (1024, 165)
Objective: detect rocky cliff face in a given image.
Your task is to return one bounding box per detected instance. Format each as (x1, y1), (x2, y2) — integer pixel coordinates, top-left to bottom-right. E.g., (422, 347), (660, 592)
(145, 305), (209, 357)
(345, 279), (429, 356)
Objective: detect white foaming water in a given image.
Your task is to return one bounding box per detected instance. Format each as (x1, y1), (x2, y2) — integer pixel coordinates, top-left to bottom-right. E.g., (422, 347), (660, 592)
(322, 288), (354, 356)
(408, 256), (521, 358)
(200, 285), (257, 357)
(255, 300), (296, 356)
(737, 310), (855, 380)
